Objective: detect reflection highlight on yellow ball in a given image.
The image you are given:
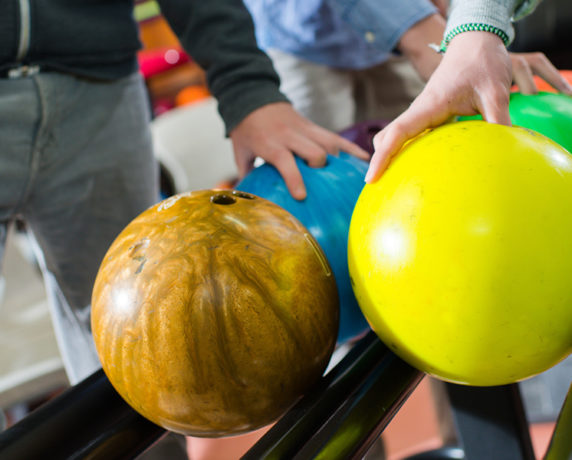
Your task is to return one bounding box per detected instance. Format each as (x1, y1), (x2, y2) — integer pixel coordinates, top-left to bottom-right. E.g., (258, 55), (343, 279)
(348, 121), (572, 386)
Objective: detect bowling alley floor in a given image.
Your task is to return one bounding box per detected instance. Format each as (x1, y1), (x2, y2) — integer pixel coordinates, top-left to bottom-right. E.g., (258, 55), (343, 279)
(380, 377), (558, 460)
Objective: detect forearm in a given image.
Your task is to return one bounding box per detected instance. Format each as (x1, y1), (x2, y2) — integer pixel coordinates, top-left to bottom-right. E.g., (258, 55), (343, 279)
(443, 0), (542, 49)
(156, 0), (288, 134)
(396, 13), (446, 81)
(326, 0), (438, 53)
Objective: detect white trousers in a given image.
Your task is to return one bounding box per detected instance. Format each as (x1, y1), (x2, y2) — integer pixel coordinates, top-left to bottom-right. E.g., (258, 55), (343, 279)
(267, 49), (426, 131)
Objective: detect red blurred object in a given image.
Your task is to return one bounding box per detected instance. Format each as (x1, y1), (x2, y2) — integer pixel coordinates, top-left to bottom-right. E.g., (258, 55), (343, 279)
(137, 47), (192, 79)
(511, 69), (572, 93)
(152, 98), (175, 117)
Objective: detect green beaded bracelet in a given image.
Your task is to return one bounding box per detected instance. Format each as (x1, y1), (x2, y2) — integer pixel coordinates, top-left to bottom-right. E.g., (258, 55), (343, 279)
(439, 23), (510, 53)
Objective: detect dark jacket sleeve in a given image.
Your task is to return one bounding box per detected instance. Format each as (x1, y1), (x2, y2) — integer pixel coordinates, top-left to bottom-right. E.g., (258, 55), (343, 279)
(156, 0), (290, 135)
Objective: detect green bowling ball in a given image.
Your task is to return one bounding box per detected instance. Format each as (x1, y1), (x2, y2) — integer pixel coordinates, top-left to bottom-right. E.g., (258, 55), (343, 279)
(460, 92), (572, 152)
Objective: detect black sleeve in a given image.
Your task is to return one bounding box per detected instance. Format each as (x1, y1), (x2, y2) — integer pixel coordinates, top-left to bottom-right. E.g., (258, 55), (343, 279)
(156, 0), (290, 134)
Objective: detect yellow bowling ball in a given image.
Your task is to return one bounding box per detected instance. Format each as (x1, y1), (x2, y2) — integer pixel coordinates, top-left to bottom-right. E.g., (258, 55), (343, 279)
(348, 121), (572, 386)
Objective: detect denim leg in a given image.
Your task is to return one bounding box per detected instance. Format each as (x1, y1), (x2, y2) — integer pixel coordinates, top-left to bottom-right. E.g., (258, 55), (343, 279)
(0, 222), (6, 297)
(0, 76), (39, 221)
(23, 72), (159, 384)
(0, 75), (40, 323)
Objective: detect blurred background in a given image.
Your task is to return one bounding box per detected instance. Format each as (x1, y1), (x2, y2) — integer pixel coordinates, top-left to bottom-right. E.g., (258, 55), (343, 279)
(1, 1), (570, 458)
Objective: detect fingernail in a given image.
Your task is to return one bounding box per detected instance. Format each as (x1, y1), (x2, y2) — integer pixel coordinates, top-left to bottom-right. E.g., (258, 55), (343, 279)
(295, 187), (307, 200)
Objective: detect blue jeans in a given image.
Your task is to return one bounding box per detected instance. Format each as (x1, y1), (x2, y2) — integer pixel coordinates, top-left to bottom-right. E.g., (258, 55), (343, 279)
(0, 71), (159, 385)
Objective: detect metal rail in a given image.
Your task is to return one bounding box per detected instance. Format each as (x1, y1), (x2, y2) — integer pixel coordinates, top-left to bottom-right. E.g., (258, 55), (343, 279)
(0, 370), (166, 460)
(0, 329), (560, 460)
(242, 331), (424, 459)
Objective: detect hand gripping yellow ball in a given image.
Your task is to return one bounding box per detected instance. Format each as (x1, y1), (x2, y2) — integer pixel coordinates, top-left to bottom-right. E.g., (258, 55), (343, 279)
(348, 121), (572, 386)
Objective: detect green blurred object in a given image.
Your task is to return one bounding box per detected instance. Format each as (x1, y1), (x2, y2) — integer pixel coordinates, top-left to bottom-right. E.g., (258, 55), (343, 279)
(134, 0), (161, 22)
(544, 384), (572, 460)
(459, 92), (572, 152)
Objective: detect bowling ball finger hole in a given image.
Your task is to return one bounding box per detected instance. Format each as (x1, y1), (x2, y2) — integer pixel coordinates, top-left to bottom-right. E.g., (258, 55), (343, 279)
(211, 194), (236, 205)
(232, 191), (255, 200)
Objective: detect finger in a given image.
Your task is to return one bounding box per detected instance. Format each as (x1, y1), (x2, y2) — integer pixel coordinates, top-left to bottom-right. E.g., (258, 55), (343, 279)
(366, 125), (412, 183)
(365, 103), (450, 183)
(511, 55), (537, 95)
(271, 150), (307, 200)
(305, 125), (370, 160)
(366, 130), (389, 183)
(232, 147), (256, 178)
(476, 84), (511, 125)
(330, 133), (371, 160)
(538, 73), (572, 95)
(285, 132), (328, 168)
(527, 53), (572, 94)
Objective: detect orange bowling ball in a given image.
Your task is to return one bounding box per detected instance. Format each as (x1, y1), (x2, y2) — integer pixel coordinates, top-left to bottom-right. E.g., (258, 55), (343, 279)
(91, 190), (339, 436)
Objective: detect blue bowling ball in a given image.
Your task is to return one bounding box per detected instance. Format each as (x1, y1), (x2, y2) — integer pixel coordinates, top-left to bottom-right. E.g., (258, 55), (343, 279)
(236, 152), (370, 343)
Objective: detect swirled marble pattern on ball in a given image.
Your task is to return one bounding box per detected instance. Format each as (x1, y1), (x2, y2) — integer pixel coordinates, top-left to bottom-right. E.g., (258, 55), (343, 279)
(91, 190), (339, 436)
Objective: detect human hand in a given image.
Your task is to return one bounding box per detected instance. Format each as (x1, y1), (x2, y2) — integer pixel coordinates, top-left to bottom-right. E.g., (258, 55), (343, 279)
(229, 102), (370, 200)
(366, 32), (512, 183)
(510, 52), (572, 95)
